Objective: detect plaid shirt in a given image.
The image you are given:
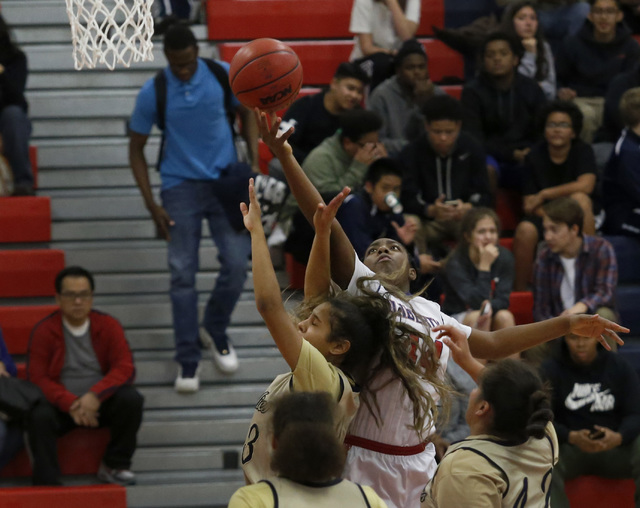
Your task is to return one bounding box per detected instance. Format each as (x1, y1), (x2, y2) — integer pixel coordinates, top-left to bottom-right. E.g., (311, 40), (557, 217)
(533, 235), (618, 322)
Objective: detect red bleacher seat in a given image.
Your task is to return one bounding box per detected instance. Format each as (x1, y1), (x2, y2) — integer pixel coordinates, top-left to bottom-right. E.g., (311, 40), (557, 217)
(565, 476), (635, 508)
(218, 39), (464, 87)
(499, 237), (513, 251)
(0, 305), (58, 356)
(285, 253), (306, 290)
(29, 145), (38, 189)
(0, 484), (126, 508)
(495, 188), (522, 234)
(0, 196), (51, 243)
(1, 428), (111, 478)
(509, 291), (533, 325)
(0, 250), (65, 298)
(442, 85), (463, 99)
(208, 0), (444, 41)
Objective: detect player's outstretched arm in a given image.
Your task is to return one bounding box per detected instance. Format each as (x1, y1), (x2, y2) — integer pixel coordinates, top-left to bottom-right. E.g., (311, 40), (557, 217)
(433, 325), (484, 383)
(255, 109), (355, 287)
(305, 188), (351, 300)
(241, 178), (302, 369)
(468, 314), (628, 360)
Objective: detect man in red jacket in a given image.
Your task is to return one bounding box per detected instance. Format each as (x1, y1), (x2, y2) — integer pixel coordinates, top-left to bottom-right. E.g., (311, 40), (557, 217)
(27, 266), (143, 486)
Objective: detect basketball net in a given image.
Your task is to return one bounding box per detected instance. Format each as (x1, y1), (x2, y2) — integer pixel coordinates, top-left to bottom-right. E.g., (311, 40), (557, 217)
(65, 0), (155, 70)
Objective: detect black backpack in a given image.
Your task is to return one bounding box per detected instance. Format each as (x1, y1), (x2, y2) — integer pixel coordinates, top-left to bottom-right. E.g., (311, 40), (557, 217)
(153, 58), (236, 168)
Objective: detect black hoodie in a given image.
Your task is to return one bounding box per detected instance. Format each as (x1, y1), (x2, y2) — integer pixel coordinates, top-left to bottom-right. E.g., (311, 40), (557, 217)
(540, 341), (640, 445)
(556, 19), (640, 97)
(461, 72), (547, 162)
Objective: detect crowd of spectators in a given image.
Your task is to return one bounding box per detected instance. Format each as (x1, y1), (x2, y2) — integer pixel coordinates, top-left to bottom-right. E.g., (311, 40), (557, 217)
(1, 0), (640, 505)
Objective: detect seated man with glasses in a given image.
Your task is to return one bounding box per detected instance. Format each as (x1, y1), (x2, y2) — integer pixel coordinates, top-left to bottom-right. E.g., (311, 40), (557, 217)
(556, 0), (640, 143)
(26, 266), (143, 486)
(512, 100), (597, 291)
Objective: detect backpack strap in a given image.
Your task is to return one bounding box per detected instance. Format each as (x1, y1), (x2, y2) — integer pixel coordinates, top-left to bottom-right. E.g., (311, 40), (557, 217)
(152, 59), (237, 170)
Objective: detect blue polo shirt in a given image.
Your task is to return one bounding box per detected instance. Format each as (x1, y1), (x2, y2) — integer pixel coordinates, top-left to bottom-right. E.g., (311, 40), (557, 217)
(129, 59), (240, 189)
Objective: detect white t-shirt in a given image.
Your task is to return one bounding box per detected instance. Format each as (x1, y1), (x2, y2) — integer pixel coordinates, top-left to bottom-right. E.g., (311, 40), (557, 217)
(349, 0), (421, 61)
(560, 256), (577, 310)
(346, 253), (471, 446)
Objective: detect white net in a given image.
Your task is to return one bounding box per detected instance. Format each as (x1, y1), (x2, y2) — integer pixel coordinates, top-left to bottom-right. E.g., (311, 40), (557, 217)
(65, 0), (155, 70)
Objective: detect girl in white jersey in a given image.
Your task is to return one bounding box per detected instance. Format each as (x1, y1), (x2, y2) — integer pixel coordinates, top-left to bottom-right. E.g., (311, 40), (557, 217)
(255, 109), (628, 508)
(239, 178), (433, 484)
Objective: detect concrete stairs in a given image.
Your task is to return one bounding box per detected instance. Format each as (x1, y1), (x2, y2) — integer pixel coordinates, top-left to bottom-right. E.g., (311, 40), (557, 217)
(2, 1), (276, 506)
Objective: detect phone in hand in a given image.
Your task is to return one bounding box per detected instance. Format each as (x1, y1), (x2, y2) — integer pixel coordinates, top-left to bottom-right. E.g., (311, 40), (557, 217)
(444, 200), (458, 207)
(589, 428), (605, 440)
(480, 302), (492, 316)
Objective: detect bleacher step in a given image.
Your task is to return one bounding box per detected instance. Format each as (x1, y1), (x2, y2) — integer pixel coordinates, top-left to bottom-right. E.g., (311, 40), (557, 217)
(39, 168), (159, 190)
(132, 445), (242, 472)
(126, 326), (275, 351)
(138, 384), (266, 409)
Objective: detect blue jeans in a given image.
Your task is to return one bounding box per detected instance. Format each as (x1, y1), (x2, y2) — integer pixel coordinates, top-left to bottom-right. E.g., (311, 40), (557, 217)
(161, 179), (251, 366)
(0, 105), (32, 187)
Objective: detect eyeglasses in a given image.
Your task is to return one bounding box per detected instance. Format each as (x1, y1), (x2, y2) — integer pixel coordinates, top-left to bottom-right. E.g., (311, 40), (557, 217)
(545, 122), (572, 129)
(591, 8), (618, 17)
(59, 291), (93, 301)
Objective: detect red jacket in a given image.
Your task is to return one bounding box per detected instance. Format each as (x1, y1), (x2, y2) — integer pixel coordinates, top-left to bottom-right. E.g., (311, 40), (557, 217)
(27, 309), (136, 412)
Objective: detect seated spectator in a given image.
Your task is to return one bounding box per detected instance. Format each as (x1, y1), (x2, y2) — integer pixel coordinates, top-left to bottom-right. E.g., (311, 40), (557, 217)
(496, 0), (590, 54)
(442, 207), (516, 333)
(0, 326), (25, 470)
(513, 100), (597, 290)
(282, 109), (385, 263)
(421, 324), (557, 508)
(229, 391), (388, 507)
(603, 87), (640, 236)
(541, 333), (640, 508)
(461, 31), (547, 191)
(336, 157), (413, 259)
(531, 198), (618, 362)
(399, 94), (491, 262)
(368, 38), (446, 155)
(502, 1), (557, 100)
(0, 15), (33, 196)
(274, 62), (369, 167)
(27, 266), (144, 486)
(349, 0), (421, 90)
(556, 0), (640, 142)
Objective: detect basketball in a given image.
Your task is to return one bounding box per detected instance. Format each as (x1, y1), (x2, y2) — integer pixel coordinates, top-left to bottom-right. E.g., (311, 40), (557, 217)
(229, 38), (303, 112)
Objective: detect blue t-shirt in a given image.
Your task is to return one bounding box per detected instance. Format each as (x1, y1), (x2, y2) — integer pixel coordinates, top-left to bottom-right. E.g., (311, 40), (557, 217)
(129, 59), (240, 189)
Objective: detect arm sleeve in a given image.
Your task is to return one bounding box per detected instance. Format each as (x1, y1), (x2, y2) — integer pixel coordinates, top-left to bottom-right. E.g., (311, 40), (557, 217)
(405, 0), (421, 23)
(368, 90), (408, 154)
(578, 240), (617, 313)
(616, 358), (640, 444)
(540, 360), (571, 444)
(0, 52), (28, 104)
(490, 248), (515, 312)
(27, 324), (78, 412)
(349, 0), (373, 34)
(89, 316), (136, 402)
(444, 254), (494, 310)
(468, 141), (492, 207)
(128, 79), (157, 135)
(617, 147), (640, 204)
(540, 43), (557, 101)
(532, 254), (555, 322)
(282, 96), (312, 161)
(574, 142), (597, 178)
(461, 86), (486, 146)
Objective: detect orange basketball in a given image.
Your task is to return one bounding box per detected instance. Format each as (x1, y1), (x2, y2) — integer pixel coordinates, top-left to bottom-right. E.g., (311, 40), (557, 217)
(229, 38), (303, 112)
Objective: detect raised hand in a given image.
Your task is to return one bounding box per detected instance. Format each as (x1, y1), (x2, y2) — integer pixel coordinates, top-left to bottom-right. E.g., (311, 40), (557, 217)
(254, 108), (293, 158)
(392, 216), (418, 246)
(568, 314), (628, 350)
(313, 187), (350, 234)
(240, 178), (264, 233)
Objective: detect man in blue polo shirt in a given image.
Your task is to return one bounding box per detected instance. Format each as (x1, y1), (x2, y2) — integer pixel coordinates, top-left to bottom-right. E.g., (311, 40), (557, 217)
(128, 24), (258, 392)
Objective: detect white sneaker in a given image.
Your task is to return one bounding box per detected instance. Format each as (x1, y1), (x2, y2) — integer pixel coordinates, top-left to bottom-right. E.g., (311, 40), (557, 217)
(174, 364), (200, 393)
(200, 328), (239, 374)
(97, 461), (136, 486)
